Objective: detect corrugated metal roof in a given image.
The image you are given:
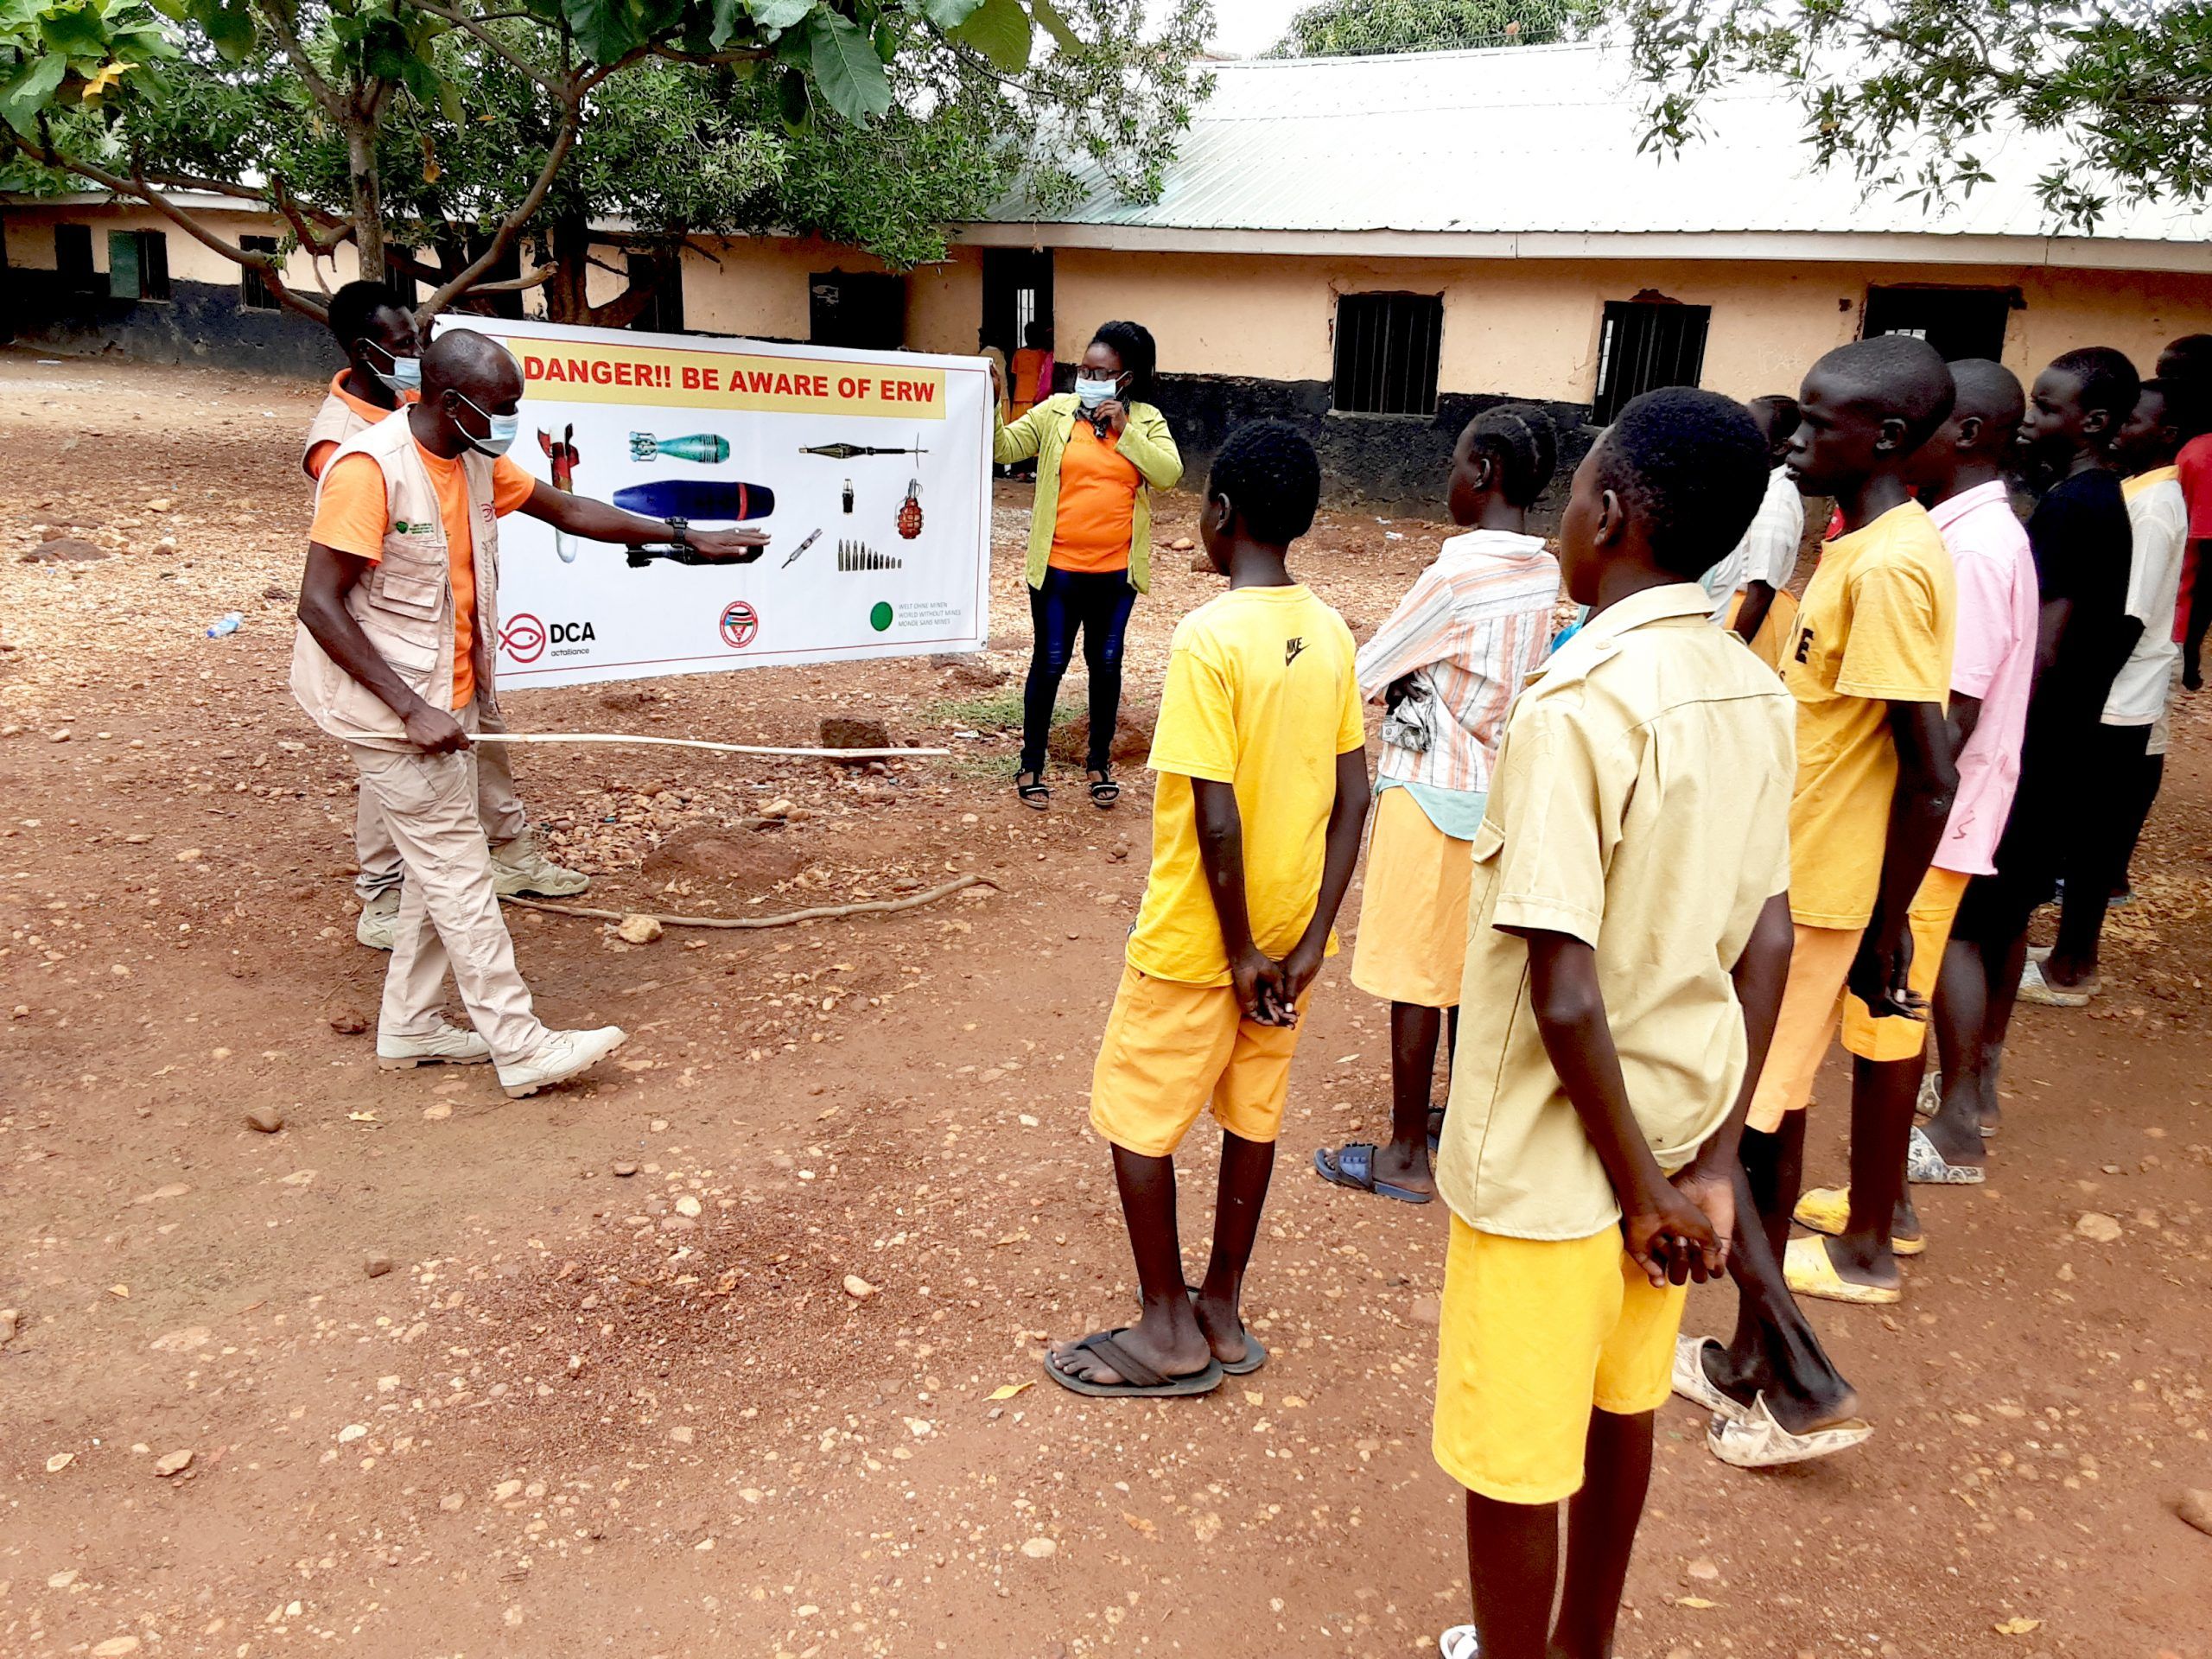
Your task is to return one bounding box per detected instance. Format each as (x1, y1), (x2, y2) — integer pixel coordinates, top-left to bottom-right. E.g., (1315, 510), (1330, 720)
(989, 41), (2212, 245)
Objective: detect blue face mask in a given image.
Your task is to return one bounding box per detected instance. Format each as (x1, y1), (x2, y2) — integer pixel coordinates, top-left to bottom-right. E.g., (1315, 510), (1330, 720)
(1074, 374), (1121, 410)
(454, 392), (520, 458)
(361, 340), (422, 397)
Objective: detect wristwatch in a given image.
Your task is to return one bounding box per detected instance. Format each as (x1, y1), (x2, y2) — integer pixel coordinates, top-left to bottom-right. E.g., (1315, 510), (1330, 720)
(664, 516), (690, 550)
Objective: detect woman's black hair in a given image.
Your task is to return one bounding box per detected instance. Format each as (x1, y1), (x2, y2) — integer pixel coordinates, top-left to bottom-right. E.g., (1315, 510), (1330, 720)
(1090, 320), (1158, 404)
(1461, 403), (1559, 507)
(1208, 419), (1321, 545)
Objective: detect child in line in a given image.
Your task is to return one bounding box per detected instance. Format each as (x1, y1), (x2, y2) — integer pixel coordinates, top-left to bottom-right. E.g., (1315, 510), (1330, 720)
(1429, 389), (1796, 1659)
(1700, 392), (1807, 667)
(1681, 335), (1957, 1462)
(1046, 421), (1370, 1398)
(1789, 359), (2038, 1283)
(1315, 405), (1561, 1204)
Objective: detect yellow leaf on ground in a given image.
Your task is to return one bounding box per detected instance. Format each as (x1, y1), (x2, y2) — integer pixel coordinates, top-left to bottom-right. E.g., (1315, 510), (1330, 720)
(1676, 1597), (1718, 1610)
(1993, 1618), (2043, 1636)
(987, 1382), (1033, 1402)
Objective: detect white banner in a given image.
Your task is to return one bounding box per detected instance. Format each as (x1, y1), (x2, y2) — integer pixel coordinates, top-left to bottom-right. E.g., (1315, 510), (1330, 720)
(434, 316), (992, 689)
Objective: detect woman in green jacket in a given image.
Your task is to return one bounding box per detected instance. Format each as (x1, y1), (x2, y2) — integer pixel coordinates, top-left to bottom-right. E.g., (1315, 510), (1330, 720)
(991, 320), (1182, 810)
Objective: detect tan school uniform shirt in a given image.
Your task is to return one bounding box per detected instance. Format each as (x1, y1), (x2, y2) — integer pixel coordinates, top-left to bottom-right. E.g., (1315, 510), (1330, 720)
(1434, 582), (1796, 1241)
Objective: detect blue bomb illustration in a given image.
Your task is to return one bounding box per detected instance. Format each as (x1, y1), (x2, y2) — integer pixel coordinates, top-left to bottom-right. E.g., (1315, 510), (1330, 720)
(611, 479), (777, 522)
(629, 431), (730, 463)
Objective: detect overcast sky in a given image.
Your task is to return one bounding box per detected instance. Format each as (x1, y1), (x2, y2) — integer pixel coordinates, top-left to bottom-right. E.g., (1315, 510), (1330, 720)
(1187, 0), (1306, 57)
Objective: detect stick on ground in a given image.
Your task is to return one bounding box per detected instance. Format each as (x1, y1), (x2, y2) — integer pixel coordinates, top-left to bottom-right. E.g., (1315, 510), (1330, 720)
(504, 874), (997, 931)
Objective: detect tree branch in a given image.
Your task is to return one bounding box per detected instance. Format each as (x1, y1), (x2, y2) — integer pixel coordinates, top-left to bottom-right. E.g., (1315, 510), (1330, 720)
(259, 0), (350, 124)
(406, 0), (566, 97)
(467, 264), (556, 294)
(416, 89), (588, 316)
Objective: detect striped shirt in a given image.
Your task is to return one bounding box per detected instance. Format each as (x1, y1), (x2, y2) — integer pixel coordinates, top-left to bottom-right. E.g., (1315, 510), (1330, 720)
(1699, 465), (1805, 624)
(1356, 529), (1560, 807)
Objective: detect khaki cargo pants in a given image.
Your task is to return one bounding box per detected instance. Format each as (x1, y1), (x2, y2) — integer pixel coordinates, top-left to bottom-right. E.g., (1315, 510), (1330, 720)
(355, 701), (527, 899)
(346, 703), (549, 1065)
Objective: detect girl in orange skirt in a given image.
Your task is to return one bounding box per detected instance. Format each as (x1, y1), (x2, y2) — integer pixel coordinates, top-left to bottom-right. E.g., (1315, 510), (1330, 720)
(1315, 406), (1562, 1201)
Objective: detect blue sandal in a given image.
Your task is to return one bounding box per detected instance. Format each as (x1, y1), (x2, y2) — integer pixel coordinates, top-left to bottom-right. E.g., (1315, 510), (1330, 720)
(1313, 1141), (1433, 1205)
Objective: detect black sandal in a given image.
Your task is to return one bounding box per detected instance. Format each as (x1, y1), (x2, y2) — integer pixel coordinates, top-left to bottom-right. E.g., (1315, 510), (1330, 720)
(1015, 769), (1051, 810)
(1086, 769), (1121, 810)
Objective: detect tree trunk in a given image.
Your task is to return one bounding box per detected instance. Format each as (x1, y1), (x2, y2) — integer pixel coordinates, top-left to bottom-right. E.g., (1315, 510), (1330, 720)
(542, 210), (668, 331)
(346, 118), (385, 282)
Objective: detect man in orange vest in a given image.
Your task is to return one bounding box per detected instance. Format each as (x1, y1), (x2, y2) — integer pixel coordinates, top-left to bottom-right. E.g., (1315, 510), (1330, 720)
(292, 329), (766, 1100)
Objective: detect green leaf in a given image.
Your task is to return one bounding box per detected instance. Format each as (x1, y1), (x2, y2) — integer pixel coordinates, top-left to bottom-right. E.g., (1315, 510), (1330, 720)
(709, 0), (744, 48)
(872, 18), (896, 61)
(917, 0), (982, 28)
(185, 0), (256, 61)
(563, 0), (647, 64)
(749, 0), (814, 28)
(0, 49), (67, 137)
(952, 0), (1030, 73)
(777, 61), (810, 130)
(1027, 0), (1079, 53)
(805, 9), (891, 122)
(38, 5), (112, 57)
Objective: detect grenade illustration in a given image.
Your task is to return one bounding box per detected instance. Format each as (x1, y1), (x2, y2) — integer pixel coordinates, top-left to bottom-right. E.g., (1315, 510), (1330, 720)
(896, 478), (924, 541)
(630, 431), (730, 463)
(842, 478), (855, 515)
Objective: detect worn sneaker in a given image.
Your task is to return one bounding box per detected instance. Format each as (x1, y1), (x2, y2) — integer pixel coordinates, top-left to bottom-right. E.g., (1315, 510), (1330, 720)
(491, 833), (590, 898)
(1439, 1627), (1480, 1659)
(377, 1022), (493, 1070)
(357, 887), (402, 951)
(496, 1026), (627, 1100)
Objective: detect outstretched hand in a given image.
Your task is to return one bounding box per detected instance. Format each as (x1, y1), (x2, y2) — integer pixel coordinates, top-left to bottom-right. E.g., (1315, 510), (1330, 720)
(683, 527), (771, 562)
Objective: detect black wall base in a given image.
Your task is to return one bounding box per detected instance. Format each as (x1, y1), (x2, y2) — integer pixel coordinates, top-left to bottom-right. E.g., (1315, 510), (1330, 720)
(1151, 373), (1595, 524)
(7, 273), (339, 378)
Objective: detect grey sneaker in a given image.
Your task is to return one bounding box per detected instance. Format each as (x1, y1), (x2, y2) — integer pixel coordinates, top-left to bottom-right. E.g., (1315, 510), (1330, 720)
(357, 887), (402, 951)
(491, 832), (590, 898)
(377, 1021), (493, 1070)
(496, 1026), (627, 1099)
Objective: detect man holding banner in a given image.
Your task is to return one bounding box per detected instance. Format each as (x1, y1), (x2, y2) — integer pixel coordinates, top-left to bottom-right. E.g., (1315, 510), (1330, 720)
(292, 330), (766, 1100)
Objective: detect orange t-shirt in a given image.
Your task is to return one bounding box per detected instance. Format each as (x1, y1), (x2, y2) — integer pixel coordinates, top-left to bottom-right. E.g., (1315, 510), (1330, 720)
(1009, 347), (1052, 418)
(1048, 419), (1140, 575)
(305, 372), (416, 481)
(309, 442), (535, 709)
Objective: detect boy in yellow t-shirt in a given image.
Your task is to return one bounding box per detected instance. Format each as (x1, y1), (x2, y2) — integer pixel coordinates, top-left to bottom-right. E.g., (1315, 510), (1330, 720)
(1681, 336), (1960, 1466)
(1046, 422), (1370, 1399)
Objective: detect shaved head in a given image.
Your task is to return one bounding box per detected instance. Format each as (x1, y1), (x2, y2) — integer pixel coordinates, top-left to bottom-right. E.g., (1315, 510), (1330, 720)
(1946, 359), (2024, 456)
(423, 328), (524, 404)
(1808, 335), (1956, 449)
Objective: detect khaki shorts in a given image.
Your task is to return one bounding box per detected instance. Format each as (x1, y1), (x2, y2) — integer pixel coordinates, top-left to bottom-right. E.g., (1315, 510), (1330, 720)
(1747, 923), (1862, 1134)
(1351, 786), (1474, 1009)
(1433, 1217), (1688, 1504)
(1089, 963), (1310, 1158)
(1839, 867), (1970, 1063)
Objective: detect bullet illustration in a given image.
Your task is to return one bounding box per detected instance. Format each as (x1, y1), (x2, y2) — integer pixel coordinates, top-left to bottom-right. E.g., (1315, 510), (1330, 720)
(837, 540), (903, 571)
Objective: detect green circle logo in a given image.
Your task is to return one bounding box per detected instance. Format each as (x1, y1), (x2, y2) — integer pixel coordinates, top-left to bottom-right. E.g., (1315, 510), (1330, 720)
(868, 601), (893, 632)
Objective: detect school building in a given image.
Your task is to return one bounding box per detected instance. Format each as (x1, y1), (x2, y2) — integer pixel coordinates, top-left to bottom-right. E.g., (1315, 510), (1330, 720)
(8, 41), (2211, 508)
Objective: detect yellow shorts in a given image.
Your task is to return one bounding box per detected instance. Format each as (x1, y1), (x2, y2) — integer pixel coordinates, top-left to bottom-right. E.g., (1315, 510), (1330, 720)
(1725, 585), (1801, 675)
(1090, 963), (1310, 1158)
(1746, 922), (1862, 1134)
(1433, 1218), (1687, 1504)
(1839, 866), (1970, 1063)
(1351, 786), (1473, 1009)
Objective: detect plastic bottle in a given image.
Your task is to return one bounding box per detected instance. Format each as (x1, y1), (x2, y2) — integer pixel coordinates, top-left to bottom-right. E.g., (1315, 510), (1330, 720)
(205, 612), (243, 639)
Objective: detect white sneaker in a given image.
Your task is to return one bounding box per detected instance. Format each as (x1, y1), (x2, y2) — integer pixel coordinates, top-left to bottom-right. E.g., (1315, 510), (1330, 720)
(377, 1022), (493, 1070)
(491, 834), (591, 898)
(497, 1026), (627, 1099)
(1439, 1627), (1480, 1659)
(357, 888), (402, 950)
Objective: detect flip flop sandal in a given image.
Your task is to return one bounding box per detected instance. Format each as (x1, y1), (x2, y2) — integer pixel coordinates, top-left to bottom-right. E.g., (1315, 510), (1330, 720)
(1439, 1627), (1481, 1659)
(2018, 958), (2093, 1007)
(1185, 1287), (1267, 1376)
(1015, 771), (1051, 811)
(1086, 770), (1122, 810)
(1783, 1233), (1901, 1306)
(1042, 1330), (1225, 1399)
(1915, 1071), (1941, 1118)
(1670, 1334), (1751, 1423)
(1313, 1141), (1433, 1204)
(1706, 1392), (1873, 1469)
(1905, 1124), (1986, 1185)
(1792, 1185), (1925, 1256)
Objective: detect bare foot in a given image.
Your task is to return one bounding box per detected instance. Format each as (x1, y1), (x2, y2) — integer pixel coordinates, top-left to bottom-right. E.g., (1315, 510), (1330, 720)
(1188, 1284), (1252, 1368)
(1047, 1306), (1212, 1387)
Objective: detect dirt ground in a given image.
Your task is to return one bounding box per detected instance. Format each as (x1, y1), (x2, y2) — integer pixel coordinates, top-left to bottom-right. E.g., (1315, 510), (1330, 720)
(1, 351), (2208, 1659)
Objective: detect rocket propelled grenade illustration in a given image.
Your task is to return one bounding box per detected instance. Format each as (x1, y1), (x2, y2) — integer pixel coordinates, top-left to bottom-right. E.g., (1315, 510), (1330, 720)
(537, 425), (582, 563)
(630, 431), (731, 463)
(798, 435), (930, 461)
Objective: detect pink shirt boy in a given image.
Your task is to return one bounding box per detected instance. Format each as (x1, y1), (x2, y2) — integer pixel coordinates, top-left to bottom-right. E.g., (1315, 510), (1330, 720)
(1927, 480), (2040, 875)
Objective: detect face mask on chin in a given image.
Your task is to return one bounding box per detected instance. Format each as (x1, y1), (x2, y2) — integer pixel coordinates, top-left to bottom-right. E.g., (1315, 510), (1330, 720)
(454, 392), (521, 457)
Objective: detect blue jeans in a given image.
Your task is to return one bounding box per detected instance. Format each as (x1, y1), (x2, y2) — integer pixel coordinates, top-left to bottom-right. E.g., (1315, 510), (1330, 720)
(1023, 566), (1137, 774)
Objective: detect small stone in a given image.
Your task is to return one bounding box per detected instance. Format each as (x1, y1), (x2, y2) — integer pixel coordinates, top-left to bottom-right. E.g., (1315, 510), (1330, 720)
(2075, 1211), (2124, 1243)
(820, 715), (892, 753)
(46, 1452), (74, 1472)
(245, 1106), (284, 1134)
(0, 1307), (17, 1345)
(1020, 1536), (1058, 1559)
(422, 1102), (452, 1121)
(493, 1478), (523, 1502)
(147, 496), (174, 512)
(174, 848), (203, 862)
(149, 1325), (210, 1353)
(760, 798), (798, 821)
(842, 1274), (878, 1300)
(2178, 1488), (2212, 1536)
(336, 1424), (368, 1444)
(1169, 536), (1196, 551)
(675, 1195), (702, 1218)
(154, 1449), (194, 1478)
(669, 1425), (695, 1446)
(612, 1161), (639, 1178)
(365, 1252), (394, 1279)
(327, 1006), (367, 1034)
(1684, 1557), (1720, 1582)
(616, 913), (664, 944)
(439, 1492), (465, 1511)
(92, 1639), (141, 1657)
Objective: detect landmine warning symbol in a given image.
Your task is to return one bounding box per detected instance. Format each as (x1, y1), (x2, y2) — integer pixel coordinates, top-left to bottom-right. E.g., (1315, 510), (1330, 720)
(719, 601), (760, 650)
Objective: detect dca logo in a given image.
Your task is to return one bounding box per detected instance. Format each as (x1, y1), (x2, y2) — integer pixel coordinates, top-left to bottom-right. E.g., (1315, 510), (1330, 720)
(499, 613), (597, 664)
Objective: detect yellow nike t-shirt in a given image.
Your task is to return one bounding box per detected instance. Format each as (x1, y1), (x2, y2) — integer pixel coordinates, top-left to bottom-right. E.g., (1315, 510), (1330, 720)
(1127, 583), (1367, 986)
(1782, 499), (1956, 929)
